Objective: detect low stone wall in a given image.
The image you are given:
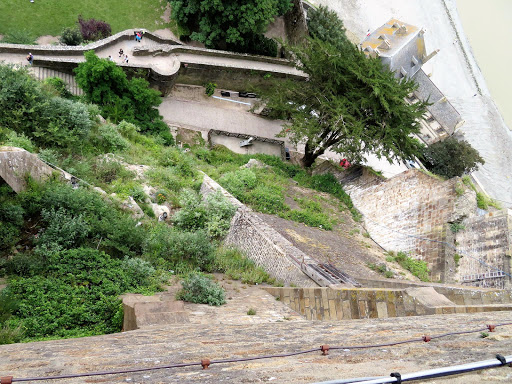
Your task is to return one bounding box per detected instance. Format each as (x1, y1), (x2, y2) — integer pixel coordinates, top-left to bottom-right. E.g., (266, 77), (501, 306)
(264, 286), (512, 320)
(208, 130), (285, 159)
(264, 287), (434, 320)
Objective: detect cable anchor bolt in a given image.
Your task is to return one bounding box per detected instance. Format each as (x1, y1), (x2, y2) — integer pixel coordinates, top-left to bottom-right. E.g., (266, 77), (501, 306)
(201, 359), (211, 370)
(320, 345), (330, 355)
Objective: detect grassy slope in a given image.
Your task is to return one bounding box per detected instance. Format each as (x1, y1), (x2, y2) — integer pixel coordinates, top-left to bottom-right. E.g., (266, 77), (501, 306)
(0, 0), (169, 37)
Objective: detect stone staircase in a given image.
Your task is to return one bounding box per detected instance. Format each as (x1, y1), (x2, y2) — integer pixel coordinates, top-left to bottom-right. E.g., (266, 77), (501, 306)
(30, 66), (83, 96)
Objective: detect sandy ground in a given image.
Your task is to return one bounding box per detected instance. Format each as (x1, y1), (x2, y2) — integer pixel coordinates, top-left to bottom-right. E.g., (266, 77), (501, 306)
(311, 0), (512, 206)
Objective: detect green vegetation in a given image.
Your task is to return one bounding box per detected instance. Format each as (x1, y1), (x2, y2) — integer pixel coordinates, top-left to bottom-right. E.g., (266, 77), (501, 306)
(367, 263), (394, 279)
(453, 253), (461, 267)
(247, 308), (257, 316)
(421, 137), (484, 179)
(387, 251), (430, 282)
(205, 82), (217, 97)
(176, 273), (226, 306)
(1, 30), (36, 44)
(75, 51), (169, 137)
(59, 26), (83, 46)
(169, 0), (289, 55)
(307, 5), (349, 49)
(194, 146), (360, 224)
(450, 222), (466, 233)
(213, 248), (274, 285)
(461, 175), (501, 210)
(259, 37), (428, 167)
(0, 0), (169, 37)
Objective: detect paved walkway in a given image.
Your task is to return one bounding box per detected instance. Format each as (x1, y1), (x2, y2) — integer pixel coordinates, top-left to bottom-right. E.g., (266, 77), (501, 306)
(0, 31), (303, 78)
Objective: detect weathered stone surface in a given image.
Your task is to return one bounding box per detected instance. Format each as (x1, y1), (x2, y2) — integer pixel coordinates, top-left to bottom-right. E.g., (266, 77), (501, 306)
(2, 312), (512, 383)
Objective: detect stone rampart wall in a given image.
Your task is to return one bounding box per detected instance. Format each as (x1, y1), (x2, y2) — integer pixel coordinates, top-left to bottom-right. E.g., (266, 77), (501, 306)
(344, 170), (468, 282)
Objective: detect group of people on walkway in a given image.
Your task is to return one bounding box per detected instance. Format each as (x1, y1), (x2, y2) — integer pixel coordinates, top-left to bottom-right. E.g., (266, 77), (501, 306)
(135, 31), (144, 42)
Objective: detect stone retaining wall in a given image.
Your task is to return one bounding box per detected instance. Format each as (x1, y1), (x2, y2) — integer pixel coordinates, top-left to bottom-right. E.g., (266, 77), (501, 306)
(264, 286), (512, 320)
(264, 287), (434, 320)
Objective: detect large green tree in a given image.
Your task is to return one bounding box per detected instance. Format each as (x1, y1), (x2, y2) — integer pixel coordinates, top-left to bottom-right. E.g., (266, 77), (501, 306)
(307, 5), (350, 49)
(259, 39), (428, 167)
(170, 0), (291, 48)
(75, 51), (167, 135)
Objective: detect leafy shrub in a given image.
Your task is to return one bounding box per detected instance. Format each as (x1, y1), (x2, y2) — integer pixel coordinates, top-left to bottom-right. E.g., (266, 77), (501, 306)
(388, 251), (430, 282)
(121, 257), (156, 288)
(176, 273), (225, 306)
(5, 248), (152, 339)
(20, 182), (145, 258)
(173, 189), (206, 231)
(173, 189), (236, 238)
(214, 247), (272, 285)
(0, 202), (25, 255)
(247, 308), (256, 315)
(159, 147), (195, 177)
(0, 324), (24, 345)
(1, 30), (35, 44)
(204, 189), (237, 238)
(93, 158), (134, 184)
(205, 82), (217, 97)
(284, 209), (333, 230)
(59, 26), (83, 46)
(4, 130), (36, 152)
(2, 252), (46, 277)
(97, 124), (129, 152)
(144, 225), (214, 269)
(421, 137), (484, 178)
(449, 222), (466, 233)
(78, 16), (112, 41)
(38, 148), (60, 165)
(453, 253), (461, 267)
(43, 77), (73, 99)
(36, 207), (90, 254)
(219, 168), (258, 198)
(247, 184), (288, 214)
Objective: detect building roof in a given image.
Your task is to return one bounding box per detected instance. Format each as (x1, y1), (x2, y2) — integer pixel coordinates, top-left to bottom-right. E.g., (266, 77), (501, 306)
(412, 69), (463, 133)
(361, 19), (426, 78)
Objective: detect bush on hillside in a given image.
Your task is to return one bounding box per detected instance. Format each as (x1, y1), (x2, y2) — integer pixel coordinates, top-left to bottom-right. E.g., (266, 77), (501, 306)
(143, 224), (215, 271)
(59, 26), (83, 46)
(78, 16), (111, 41)
(421, 137), (484, 178)
(227, 33), (278, 57)
(4, 248), (156, 339)
(176, 273), (225, 306)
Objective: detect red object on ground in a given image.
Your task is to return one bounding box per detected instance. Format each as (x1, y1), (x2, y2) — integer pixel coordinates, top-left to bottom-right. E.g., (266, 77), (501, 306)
(339, 158), (351, 169)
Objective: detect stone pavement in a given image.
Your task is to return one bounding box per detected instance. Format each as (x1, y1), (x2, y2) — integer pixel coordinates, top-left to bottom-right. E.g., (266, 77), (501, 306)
(1, 311), (512, 383)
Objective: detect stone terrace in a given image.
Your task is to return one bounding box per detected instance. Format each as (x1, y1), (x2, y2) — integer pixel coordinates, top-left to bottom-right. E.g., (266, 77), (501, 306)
(1, 312), (512, 383)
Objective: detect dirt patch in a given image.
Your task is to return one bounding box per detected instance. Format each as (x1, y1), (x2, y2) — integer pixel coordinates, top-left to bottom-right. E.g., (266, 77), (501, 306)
(36, 35), (59, 45)
(160, 1), (171, 23)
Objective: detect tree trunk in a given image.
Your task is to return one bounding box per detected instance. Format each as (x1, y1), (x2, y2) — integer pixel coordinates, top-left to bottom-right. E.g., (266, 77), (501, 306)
(300, 141), (325, 168)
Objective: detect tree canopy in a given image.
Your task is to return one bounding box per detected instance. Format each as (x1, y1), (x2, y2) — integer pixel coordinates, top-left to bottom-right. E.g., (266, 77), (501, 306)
(307, 5), (350, 49)
(259, 39), (428, 167)
(421, 137), (484, 178)
(170, 0), (291, 49)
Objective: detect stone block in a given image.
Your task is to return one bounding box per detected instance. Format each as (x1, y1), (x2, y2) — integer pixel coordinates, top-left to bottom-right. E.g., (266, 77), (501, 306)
(358, 301), (368, 319)
(335, 298), (343, 320)
(376, 301), (388, 318)
(328, 299), (337, 320)
(342, 301), (352, 319)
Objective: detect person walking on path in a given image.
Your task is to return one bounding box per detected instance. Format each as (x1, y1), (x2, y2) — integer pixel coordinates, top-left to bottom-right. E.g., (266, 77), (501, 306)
(118, 48), (124, 57)
(26, 52), (33, 65)
(124, 55), (129, 64)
